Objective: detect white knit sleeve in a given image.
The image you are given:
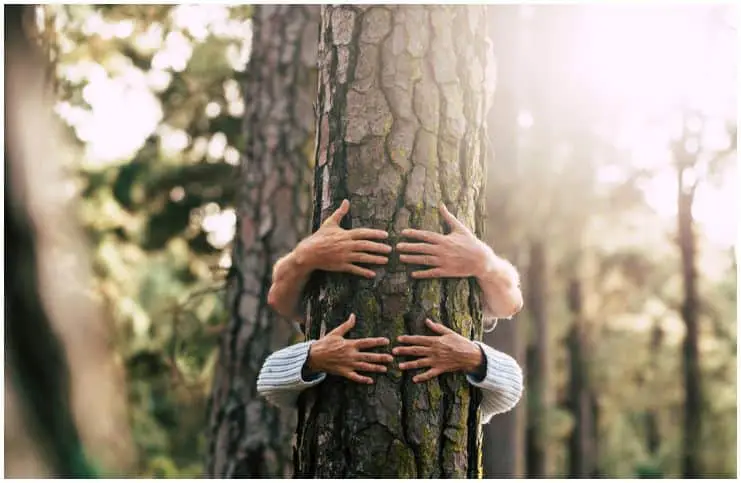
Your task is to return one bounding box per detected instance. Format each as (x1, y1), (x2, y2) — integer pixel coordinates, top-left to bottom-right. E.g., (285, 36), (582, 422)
(466, 341), (524, 424)
(256, 340), (326, 409)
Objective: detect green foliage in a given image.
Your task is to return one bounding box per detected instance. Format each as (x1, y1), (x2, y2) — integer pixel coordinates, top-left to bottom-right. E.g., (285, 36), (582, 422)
(49, 4), (736, 478)
(52, 4), (249, 476)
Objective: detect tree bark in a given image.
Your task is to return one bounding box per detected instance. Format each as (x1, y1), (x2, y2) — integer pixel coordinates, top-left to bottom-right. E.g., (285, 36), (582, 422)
(205, 5), (319, 477)
(294, 5), (492, 478)
(482, 5), (526, 479)
(525, 239), (549, 478)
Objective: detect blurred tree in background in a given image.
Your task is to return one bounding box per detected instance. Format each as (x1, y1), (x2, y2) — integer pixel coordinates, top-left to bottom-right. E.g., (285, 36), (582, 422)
(205, 5), (319, 478)
(14, 3), (735, 479)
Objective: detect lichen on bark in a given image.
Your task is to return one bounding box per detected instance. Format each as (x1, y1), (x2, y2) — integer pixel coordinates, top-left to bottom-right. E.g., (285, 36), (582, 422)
(295, 5), (492, 478)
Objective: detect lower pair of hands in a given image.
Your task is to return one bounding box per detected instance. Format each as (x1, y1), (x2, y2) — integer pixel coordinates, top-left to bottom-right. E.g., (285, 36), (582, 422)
(306, 314), (484, 385)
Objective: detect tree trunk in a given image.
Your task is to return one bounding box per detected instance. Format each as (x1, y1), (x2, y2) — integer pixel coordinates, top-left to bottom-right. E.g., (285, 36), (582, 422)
(4, 5), (97, 477)
(482, 5), (526, 479)
(676, 161), (702, 478)
(645, 319), (663, 457)
(205, 5), (319, 477)
(566, 273), (597, 478)
(294, 5), (492, 478)
(525, 239), (549, 478)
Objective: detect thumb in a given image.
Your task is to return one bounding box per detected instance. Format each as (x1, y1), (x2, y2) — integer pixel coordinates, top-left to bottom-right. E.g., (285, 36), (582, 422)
(426, 318), (453, 335)
(440, 203), (466, 232)
(329, 313), (356, 337)
(325, 199), (350, 226)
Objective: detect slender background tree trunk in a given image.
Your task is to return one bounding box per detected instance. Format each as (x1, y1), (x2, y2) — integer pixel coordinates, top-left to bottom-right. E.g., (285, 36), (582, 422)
(674, 129), (702, 478)
(525, 239), (549, 478)
(205, 5), (319, 477)
(294, 5), (492, 478)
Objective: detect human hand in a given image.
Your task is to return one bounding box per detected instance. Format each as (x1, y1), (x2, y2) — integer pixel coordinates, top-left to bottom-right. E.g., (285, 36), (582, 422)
(396, 204), (493, 279)
(296, 199), (391, 278)
(393, 318), (484, 383)
(306, 314), (393, 384)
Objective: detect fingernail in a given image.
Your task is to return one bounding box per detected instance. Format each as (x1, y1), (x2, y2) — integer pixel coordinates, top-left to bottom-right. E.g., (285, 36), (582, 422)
(392, 348), (399, 354)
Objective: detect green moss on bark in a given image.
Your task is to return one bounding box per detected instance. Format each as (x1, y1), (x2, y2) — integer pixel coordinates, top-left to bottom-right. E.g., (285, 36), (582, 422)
(295, 5), (491, 478)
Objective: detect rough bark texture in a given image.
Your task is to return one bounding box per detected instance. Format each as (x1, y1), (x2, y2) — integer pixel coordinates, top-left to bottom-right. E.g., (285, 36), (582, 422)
(205, 5), (319, 477)
(294, 5), (491, 478)
(673, 125), (702, 478)
(525, 240), (549, 478)
(482, 5), (526, 479)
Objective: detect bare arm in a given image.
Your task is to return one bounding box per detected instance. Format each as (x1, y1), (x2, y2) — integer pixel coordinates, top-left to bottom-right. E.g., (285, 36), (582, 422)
(475, 246), (523, 319)
(267, 246), (314, 321)
(396, 204), (523, 320)
(267, 199), (391, 322)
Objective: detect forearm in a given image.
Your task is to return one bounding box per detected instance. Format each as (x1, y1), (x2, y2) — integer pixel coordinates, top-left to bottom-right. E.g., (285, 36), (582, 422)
(475, 247), (523, 319)
(267, 246), (314, 322)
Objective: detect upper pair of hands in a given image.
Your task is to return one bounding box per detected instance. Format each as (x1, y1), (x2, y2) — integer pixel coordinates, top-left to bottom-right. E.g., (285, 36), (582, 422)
(299, 199), (488, 385)
(294, 198), (494, 281)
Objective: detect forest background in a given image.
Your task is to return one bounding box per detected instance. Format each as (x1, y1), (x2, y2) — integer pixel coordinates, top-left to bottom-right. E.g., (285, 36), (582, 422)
(4, 3), (737, 479)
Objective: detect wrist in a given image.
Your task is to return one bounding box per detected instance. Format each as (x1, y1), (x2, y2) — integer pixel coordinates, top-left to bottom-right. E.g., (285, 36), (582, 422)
(462, 340), (485, 373)
(306, 342), (322, 374)
(293, 240), (317, 273)
(473, 242), (497, 279)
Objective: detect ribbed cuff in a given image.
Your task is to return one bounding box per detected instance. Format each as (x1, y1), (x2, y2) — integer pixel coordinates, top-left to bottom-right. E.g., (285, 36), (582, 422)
(466, 341), (524, 422)
(257, 340), (327, 394)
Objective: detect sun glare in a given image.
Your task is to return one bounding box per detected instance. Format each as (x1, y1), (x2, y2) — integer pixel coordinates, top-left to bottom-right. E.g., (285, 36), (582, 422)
(566, 5), (737, 248)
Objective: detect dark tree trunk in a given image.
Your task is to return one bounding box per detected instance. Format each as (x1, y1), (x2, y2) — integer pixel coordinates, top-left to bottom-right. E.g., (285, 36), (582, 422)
(293, 5), (492, 478)
(4, 5), (96, 477)
(525, 239), (549, 478)
(676, 156), (702, 478)
(482, 5), (526, 479)
(205, 5), (319, 478)
(566, 274), (597, 478)
(645, 319), (664, 457)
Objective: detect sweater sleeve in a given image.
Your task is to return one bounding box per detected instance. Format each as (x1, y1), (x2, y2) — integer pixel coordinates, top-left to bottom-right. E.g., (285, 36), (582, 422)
(256, 340), (327, 409)
(466, 341), (524, 424)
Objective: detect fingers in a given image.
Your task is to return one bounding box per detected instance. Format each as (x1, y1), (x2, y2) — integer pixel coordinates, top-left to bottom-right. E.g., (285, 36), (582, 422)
(440, 203), (467, 232)
(413, 368), (442, 383)
(352, 240), (393, 254)
(325, 199), (350, 225)
(349, 252), (389, 265)
(358, 352), (394, 364)
(395, 242), (439, 255)
(401, 228), (445, 244)
(425, 318), (453, 335)
(353, 337), (391, 350)
(399, 254), (440, 267)
(392, 345), (432, 357)
(353, 361), (388, 373)
(349, 228), (389, 240)
(396, 335), (435, 346)
(346, 371), (374, 385)
(411, 268), (445, 279)
(329, 313), (356, 336)
(342, 264), (377, 279)
(398, 357), (433, 371)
